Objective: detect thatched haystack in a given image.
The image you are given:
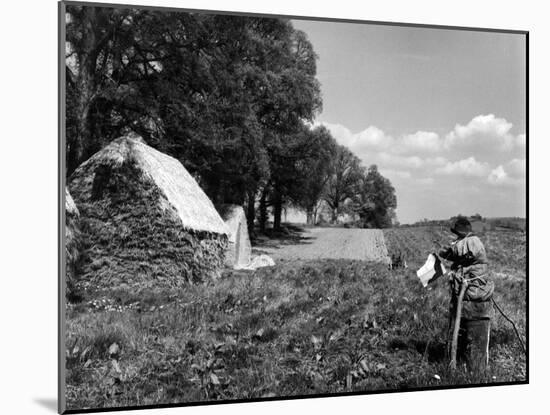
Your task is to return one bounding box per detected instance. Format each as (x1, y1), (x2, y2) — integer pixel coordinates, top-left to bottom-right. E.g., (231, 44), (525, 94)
(65, 187), (81, 300)
(220, 204), (252, 269)
(68, 135), (229, 292)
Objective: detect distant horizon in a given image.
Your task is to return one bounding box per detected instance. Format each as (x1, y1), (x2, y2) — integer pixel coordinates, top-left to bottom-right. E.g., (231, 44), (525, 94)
(399, 214), (526, 224)
(283, 206), (525, 225)
(292, 19), (526, 224)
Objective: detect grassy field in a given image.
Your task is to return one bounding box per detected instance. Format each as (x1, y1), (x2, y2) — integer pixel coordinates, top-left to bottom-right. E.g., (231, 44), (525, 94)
(65, 226), (527, 411)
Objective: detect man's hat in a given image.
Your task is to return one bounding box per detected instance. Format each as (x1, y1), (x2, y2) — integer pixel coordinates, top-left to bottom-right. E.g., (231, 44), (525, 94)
(450, 217), (472, 237)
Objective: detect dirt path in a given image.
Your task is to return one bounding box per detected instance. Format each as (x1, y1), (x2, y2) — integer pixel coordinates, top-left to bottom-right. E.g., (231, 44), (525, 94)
(258, 227), (390, 262)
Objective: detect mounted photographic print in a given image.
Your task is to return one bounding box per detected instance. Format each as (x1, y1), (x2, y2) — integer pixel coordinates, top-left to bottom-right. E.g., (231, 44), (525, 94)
(59, 1), (528, 413)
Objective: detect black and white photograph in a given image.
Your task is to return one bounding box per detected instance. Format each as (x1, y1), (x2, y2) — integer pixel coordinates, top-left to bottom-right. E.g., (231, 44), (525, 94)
(60, 1), (527, 412)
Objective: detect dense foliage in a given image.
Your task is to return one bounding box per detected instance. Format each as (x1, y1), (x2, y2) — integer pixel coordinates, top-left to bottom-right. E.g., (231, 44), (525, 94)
(65, 5), (396, 231)
(353, 165), (397, 228)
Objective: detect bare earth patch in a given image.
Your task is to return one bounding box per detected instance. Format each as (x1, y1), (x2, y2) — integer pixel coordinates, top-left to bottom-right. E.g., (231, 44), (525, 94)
(259, 228), (389, 262)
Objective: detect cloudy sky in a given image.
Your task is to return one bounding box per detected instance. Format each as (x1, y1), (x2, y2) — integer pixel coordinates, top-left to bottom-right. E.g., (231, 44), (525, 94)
(292, 19), (526, 224)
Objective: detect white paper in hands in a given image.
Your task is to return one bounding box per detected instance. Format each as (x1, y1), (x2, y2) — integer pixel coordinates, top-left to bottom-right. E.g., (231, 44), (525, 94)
(416, 254), (446, 287)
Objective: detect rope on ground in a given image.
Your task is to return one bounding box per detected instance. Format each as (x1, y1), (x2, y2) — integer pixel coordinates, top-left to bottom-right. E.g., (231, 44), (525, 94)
(492, 298), (526, 354)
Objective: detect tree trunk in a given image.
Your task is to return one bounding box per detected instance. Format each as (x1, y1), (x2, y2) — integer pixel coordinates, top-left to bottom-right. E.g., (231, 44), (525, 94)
(67, 8), (99, 175)
(68, 60), (97, 175)
(259, 189), (268, 233)
(273, 189), (283, 232)
(331, 203), (339, 223)
(246, 189), (256, 238)
(306, 207), (314, 225)
(313, 204), (319, 225)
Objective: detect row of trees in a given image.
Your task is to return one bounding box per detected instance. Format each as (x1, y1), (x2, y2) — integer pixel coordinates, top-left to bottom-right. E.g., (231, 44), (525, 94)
(294, 143), (397, 228)
(65, 5), (396, 233)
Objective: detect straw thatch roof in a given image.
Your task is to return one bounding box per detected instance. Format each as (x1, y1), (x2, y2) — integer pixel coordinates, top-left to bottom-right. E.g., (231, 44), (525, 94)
(65, 187), (81, 300)
(220, 204), (252, 269)
(71, 136), (228, 235)
(68, 135), (229, 290)
(65, 187), (80, 258)
(65, 187), (79, 218)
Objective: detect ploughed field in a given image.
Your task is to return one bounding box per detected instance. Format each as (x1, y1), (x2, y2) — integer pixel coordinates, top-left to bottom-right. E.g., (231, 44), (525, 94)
(383, 226), (527, 279)
(259, 228), (389, 262)
(66, 226), (526, 410)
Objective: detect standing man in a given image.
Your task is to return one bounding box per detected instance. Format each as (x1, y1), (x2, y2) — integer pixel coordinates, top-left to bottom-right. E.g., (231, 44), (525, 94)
(438, 217), (494, 374)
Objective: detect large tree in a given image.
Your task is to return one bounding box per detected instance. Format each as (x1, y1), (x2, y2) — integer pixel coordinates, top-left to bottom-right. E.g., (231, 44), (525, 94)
(65, 6), (139, 173)
(258, 27), (322, 231)
(323, 145), (365, 223)
(353, 165), (397, 228)
(65, 7), (220, 173)
(290, 125), (338, 225)
(66, 6), (323, 235)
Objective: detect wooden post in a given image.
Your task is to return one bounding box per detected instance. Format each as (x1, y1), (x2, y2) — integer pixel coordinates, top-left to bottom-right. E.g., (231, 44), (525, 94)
(450, 279), (468, 369)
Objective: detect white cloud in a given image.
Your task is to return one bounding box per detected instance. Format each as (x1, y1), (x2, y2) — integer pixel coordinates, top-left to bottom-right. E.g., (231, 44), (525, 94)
(321, 115), (525, 164)
(355, 126), (395, 151)
(487, 159), (526, 186)
(444, 114), (524, 155)
(445, 114), (512, 145)
(318, 122), (395, 152)
(317, 116), (526, 208)
(400, 131), (442, 154)
(507, 158), (526, 178)
(376, 152), (423, 169)
(380, 169), (412, 180)
(435, 157), (490, 177)
(320, 121), (444, 156)
(488, 165), (512, 185)
(317, 122), (354, 147)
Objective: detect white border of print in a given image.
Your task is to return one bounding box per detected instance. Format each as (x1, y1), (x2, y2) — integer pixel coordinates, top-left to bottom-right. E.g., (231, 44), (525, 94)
(1, 0), (545, 414)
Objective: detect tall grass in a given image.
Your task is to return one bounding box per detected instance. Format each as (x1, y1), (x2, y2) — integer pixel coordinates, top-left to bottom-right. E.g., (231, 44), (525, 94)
(66, 231), (526, 410)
